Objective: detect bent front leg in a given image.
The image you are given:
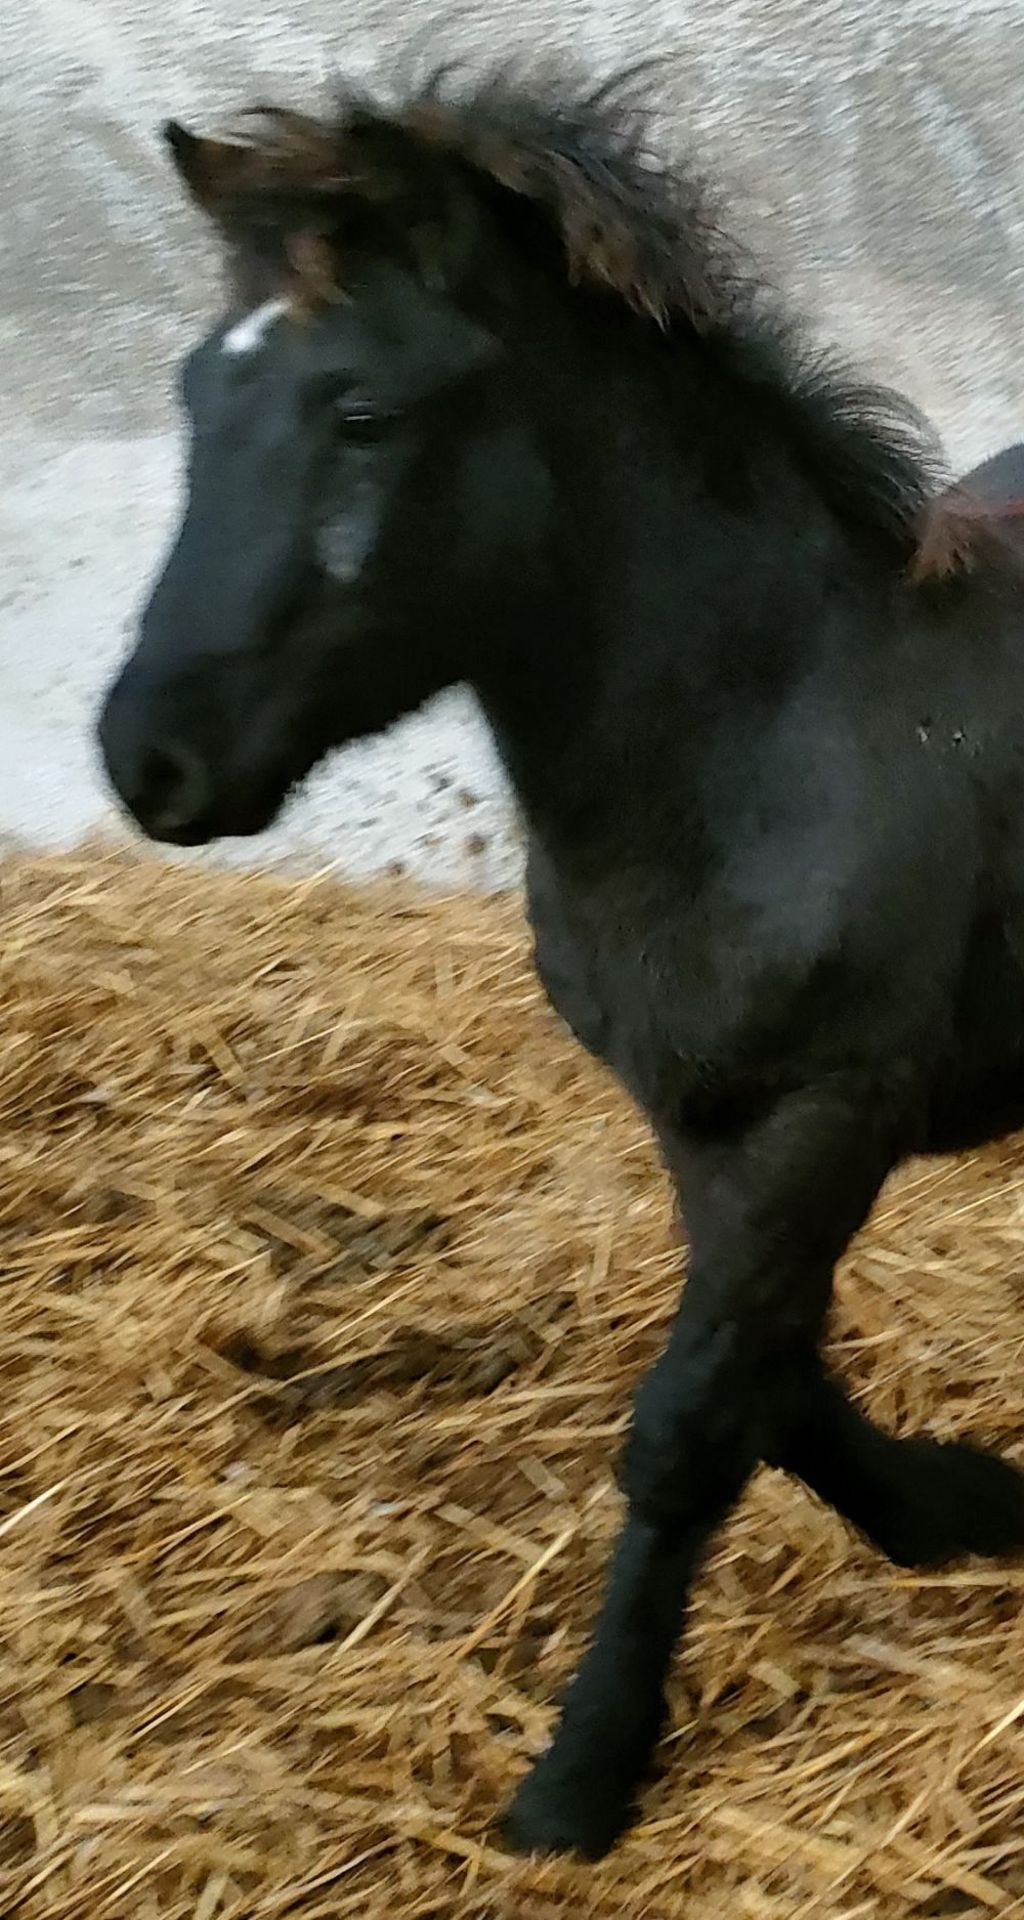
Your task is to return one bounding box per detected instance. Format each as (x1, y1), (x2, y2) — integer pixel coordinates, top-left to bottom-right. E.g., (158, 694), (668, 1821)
(503, 1086), (894, 1859)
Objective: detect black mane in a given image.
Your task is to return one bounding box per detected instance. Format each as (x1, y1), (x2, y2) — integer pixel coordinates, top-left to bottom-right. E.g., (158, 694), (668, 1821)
(197, 62), (950, 557)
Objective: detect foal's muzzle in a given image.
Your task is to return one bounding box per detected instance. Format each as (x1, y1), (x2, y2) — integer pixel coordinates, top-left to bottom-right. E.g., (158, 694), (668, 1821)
(97, 666), (290, 845)
(98, 711), (213, 844)
(96, 668), (224, 844)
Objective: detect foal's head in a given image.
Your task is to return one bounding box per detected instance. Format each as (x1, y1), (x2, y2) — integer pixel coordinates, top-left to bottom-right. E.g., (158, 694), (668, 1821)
(98, 104), (562, 844)
(99, 69), (953, 845)
(97, 65), (767, 845)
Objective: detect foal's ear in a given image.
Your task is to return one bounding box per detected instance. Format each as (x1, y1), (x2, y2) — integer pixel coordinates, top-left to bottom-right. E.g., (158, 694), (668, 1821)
(162, 121), (250, 214)
(343, 117), (486, 295)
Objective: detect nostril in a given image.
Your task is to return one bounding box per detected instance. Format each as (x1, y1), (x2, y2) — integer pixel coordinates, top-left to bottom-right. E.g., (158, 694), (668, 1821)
(141, 740), (211, 834)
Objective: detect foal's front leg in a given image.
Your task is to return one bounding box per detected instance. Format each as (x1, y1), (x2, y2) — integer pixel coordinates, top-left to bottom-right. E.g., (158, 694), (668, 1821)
(502, 1089), (892, 1859)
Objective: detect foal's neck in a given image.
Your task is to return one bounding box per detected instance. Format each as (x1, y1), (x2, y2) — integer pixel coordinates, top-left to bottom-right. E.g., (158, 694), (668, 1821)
(478, 324), (869, 867)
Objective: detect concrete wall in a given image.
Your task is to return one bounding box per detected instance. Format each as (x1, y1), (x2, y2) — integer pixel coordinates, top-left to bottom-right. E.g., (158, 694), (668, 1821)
(3, 1), (1023, 884)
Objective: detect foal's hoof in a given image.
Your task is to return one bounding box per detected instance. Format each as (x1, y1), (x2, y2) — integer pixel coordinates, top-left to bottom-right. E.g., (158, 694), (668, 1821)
(500, 1756), (634, 1861)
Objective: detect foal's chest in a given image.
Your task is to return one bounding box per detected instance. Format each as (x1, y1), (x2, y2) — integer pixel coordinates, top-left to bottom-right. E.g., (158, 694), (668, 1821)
(525, 845), (672, 1110)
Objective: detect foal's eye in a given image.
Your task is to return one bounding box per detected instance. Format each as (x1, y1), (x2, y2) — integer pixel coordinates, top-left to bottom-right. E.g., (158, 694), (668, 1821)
(332, 399), (393, 444)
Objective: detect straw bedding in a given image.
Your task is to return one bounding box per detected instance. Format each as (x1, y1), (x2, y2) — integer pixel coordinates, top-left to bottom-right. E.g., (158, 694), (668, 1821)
(1, 846), (1024, 1919)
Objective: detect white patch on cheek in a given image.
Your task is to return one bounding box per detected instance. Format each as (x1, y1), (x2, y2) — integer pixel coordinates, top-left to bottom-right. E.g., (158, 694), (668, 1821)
(222, 297), (291, 357)
(318, 474), (381, 585)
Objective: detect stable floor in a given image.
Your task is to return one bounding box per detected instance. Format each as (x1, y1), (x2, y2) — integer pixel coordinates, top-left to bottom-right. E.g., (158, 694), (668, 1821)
(1, 850), (1023, 1918)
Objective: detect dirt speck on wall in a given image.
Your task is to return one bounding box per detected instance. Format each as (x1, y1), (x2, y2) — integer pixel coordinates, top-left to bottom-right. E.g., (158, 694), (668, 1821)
(2, 0), (1022, 881)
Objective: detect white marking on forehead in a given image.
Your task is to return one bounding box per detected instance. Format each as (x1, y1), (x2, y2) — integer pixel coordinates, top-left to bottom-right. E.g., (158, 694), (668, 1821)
(222, 297), (291, 358)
